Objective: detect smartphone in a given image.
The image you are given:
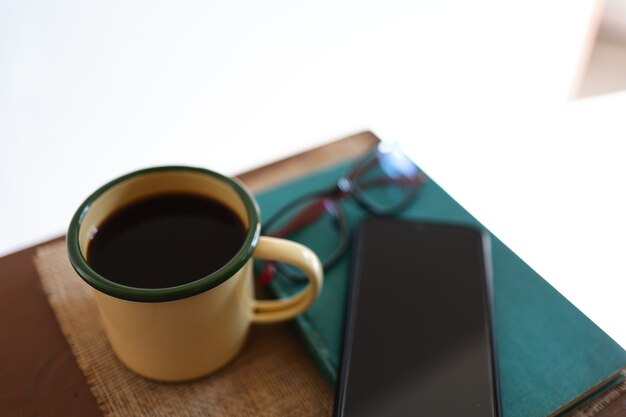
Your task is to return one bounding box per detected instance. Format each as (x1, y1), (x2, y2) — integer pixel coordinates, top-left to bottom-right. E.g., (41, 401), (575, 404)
(333, 217), (501, 417)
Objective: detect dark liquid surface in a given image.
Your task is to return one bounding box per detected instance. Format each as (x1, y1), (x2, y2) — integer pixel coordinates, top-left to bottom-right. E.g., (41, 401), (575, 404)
(87, 193), (246, 289)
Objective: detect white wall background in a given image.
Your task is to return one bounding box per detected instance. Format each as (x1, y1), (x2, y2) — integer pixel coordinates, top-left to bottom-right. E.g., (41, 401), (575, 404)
(2, 0), (625, 347)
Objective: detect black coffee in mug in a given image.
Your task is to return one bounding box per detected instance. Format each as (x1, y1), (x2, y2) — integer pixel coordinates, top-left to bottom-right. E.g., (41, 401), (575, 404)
(87, 193), (246, 289)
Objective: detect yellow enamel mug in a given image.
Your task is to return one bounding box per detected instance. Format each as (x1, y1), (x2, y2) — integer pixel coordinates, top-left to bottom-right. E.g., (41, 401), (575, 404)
(67, 166), (323, 381)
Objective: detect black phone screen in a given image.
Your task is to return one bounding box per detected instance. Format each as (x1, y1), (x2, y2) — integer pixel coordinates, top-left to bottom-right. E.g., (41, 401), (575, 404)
(334, 218), (500, 417)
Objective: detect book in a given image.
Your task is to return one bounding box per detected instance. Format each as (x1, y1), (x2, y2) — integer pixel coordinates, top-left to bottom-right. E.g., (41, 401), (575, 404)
(255, 157), (626, 417)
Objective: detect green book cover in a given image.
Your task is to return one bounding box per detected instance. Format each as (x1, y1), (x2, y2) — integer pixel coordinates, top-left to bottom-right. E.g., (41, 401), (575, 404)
(255, 158), (626, 417)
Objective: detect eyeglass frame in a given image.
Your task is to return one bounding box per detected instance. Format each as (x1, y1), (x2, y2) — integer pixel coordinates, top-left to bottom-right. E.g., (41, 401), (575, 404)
(259, 143), (427, 282)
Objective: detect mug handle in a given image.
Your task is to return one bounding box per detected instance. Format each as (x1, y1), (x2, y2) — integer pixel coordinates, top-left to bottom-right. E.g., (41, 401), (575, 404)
(251, 236), (323, 324)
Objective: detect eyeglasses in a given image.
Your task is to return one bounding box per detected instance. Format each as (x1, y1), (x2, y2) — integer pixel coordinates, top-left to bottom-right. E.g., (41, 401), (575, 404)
(259, 142), (427, 283)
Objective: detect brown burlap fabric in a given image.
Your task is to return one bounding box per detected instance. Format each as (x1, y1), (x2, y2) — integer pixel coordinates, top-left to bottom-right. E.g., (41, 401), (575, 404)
(34, 241), (333, 417)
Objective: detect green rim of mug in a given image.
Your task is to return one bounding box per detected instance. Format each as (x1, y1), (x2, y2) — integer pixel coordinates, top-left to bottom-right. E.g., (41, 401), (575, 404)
(66, 166), (261, 303)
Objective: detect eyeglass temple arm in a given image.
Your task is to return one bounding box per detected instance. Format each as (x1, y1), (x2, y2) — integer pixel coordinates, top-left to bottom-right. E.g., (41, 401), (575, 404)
(267, 197), (334, 238)
(349, 153), (379, 178)
(353, 172), (427, 190)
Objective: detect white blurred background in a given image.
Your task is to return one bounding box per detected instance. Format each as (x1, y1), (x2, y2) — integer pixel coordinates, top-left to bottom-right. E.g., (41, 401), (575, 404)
(1, 0), (625, 346)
